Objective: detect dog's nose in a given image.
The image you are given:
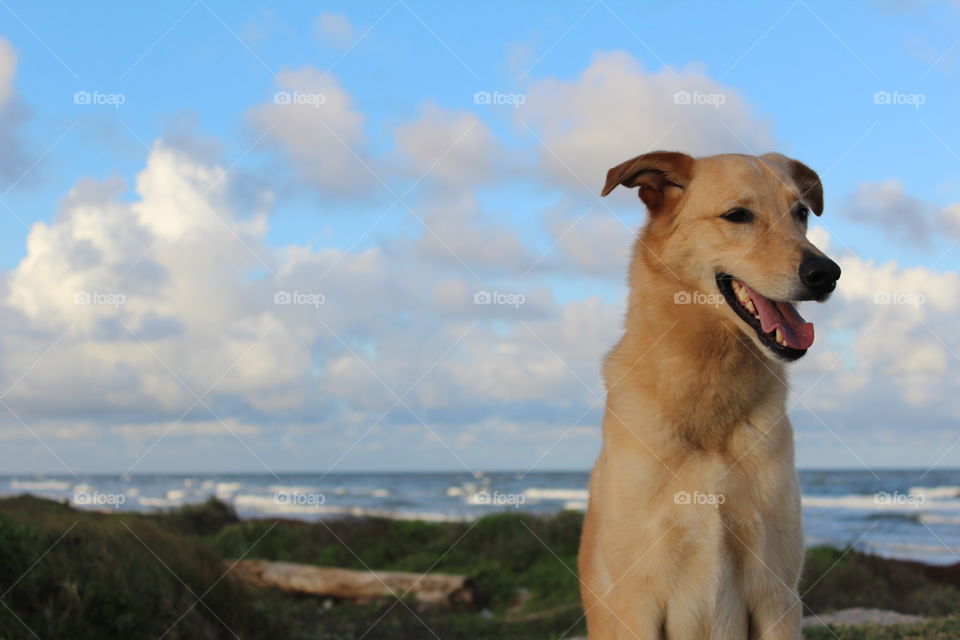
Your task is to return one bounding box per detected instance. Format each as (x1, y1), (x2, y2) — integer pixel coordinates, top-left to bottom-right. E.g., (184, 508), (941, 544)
(799, 252), (841, 295)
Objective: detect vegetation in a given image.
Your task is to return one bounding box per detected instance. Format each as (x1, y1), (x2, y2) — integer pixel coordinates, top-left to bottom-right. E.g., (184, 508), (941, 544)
(0, 495), (958, 639)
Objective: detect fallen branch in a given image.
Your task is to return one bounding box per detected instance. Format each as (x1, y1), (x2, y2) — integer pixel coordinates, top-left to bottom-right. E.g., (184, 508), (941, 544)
(230, 560), (476, 607)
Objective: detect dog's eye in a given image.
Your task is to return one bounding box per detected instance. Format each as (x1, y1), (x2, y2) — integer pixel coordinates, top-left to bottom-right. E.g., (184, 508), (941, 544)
(720, 208), (753, 224)
(795, 205), (809, 223)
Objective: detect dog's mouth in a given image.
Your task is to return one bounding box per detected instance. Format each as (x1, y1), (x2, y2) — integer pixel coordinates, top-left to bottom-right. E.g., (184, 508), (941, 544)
(715, 273), (813, 361)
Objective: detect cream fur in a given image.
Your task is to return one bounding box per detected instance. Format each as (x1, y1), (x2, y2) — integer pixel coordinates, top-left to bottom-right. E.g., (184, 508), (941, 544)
(579, 152), (835, 640)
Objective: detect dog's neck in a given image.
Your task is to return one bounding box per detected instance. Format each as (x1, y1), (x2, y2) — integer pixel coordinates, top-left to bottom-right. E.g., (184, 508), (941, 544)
(606, 245), (787, 451)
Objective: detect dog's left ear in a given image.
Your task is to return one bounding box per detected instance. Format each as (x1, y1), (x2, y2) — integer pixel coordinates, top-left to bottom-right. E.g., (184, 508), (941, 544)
(601, 151), (694, 215)
(762, 153), (824, 216)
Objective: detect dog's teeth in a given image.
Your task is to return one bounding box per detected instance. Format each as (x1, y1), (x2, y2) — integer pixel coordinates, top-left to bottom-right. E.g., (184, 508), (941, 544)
(745, 300), (756, 314)
(775, 328), (783, 343)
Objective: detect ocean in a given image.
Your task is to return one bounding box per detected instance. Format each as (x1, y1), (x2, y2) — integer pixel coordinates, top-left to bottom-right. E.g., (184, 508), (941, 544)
(6, 469), (960, 565)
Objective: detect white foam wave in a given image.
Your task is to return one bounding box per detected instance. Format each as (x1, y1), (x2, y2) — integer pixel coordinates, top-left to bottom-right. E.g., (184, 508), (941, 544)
(920, 513), (960, 526)
(524, 488), (589, 501)
(803, 493), (960, 511)
(267, 485), (317, 494)
(232, 494), (463, 522)
(233, 494), (322, 514)
(138, 496), (178, 507)
(863, 539), (960, 556)
(9, 479), (71, 491)
(215, 482), (242, 497)
(909, 485), (960, 500)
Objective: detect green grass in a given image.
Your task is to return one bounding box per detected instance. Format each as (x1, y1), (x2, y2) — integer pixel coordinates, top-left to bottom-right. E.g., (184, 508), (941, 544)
(0, 496), (282, 640)
(801, 546), (960, 616)
(212, 509), (585, 614)
(1, 495), (959, 639)
(805, 617), (960, 640)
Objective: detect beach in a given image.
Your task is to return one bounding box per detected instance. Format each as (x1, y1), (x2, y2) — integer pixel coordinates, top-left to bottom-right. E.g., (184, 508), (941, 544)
(7, 469), (960, 564)
(2, 474), (960, 638)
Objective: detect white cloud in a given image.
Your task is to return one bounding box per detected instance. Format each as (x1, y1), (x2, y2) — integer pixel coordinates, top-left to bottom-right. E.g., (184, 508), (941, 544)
(842, 179), (960, 246)
(0, 37), (32, 184)
(314, 12), (356, 49)
(0, 37), (16, 105)
(392, 103), (502, 188)
(544, 205), (635, 278)
(4, 144), (300, 421)
(517, 52), (776, 193)
(794, 251), (960, 430)
(0, 139), (612, 473)
(413, 192), (535, 274)
(5, 47), (960, 472)
(843, 179), (933, 245)
(248, 68), (370, 195)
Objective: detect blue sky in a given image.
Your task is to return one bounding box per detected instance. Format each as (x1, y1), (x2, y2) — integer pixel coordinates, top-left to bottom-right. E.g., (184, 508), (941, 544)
(1, 0), (959, 474)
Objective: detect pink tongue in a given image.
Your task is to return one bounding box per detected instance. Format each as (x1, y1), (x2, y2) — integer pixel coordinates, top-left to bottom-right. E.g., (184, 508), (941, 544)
(739, 281), (815, 350)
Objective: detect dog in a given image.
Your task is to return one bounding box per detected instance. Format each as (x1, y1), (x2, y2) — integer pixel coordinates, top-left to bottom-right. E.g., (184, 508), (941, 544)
(578, 151), (840, 639)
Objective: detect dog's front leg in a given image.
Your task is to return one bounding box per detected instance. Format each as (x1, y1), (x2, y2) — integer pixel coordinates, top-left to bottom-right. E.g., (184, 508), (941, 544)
(586, 593), (666, 640)
(582, 567), (666, 640)
(742, 541), (803, 640)
(746, 586), (802, 640)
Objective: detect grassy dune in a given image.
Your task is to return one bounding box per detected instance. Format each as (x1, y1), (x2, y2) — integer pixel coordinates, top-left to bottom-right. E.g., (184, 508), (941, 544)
(0, 496), (958, 639)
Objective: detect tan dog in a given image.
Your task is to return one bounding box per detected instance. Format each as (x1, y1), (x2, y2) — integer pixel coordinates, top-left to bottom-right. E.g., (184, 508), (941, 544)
(578, 151), (840, 639)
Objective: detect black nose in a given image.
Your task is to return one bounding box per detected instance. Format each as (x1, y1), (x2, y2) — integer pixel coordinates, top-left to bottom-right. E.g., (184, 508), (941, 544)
(799, 252), (841, 296)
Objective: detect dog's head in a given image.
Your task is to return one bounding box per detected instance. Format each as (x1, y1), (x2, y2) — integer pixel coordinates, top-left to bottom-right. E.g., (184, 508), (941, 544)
(602, 151), (840, 362)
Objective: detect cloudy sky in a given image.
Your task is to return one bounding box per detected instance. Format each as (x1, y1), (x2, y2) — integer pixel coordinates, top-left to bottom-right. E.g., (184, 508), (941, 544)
(0, 1), (959, 475)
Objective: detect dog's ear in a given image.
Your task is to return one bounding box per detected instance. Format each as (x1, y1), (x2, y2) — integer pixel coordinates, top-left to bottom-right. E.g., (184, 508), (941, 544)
(600, 151), (694, 214)
(762, 153), (824, 216)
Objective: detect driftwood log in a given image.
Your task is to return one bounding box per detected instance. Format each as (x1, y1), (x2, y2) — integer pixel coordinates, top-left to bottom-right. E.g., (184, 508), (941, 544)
(230, 560), (477, 607)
